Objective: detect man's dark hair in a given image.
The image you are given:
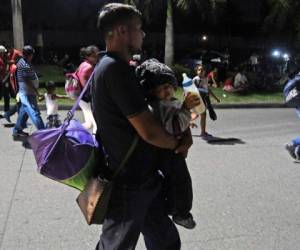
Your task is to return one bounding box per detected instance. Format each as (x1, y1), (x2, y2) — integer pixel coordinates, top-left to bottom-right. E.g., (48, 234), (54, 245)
(22, 45), (35, 57)
(97, 3), (142, 38)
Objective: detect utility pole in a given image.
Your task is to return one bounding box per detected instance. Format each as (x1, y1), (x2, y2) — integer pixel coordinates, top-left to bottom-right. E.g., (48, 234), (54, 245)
(11, 0), (24, 49)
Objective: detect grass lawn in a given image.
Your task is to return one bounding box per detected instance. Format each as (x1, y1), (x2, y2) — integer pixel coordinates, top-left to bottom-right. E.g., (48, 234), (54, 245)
(175, 87), (284, 104)
(0, 87), (284, 106)
(0, 63), (285, 106)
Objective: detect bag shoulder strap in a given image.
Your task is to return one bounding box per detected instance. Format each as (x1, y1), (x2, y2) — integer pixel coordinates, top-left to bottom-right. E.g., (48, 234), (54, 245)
(112, 135), (139, 179)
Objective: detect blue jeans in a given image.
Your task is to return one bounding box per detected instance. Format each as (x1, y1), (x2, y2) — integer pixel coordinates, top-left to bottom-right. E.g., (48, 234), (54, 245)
(13, 94), (45, 134)
(96, 174), (181, 250)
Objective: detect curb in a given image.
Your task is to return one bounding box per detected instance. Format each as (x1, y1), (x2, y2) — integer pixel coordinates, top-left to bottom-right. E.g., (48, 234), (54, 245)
(212, 103), (289, 109)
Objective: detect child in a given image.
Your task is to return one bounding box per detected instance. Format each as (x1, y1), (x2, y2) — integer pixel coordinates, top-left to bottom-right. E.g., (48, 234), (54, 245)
(207, 67), (219, 87)
(40, 81), (68, 128)
(193, 65), (220, 138)
(136, 59), (200, 229)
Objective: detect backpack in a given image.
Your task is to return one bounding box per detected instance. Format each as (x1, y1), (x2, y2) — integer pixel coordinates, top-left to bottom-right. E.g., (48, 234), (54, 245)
(65, 72), (82, 99)
(283, 74), (300, 107)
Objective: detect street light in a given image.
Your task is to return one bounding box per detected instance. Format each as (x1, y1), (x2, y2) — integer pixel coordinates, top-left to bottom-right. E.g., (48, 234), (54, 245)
(202, 35), (207, 41)
(283, 53), (290, 61)
(272, 50), (281, 57)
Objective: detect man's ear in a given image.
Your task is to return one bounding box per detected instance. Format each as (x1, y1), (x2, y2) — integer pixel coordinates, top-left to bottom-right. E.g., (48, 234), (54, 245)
(117, 25), (128, 36)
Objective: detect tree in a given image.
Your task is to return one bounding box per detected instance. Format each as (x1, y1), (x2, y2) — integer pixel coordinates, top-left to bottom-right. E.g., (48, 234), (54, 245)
(125, 0), (214, 66)
(262, 0), (300, 46)
(11, 0), (24, 49)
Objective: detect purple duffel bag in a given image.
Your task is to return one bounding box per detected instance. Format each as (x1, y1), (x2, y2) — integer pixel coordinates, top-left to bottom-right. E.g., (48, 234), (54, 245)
(28, 119), (98, 182)
(28, 71), (100, 191)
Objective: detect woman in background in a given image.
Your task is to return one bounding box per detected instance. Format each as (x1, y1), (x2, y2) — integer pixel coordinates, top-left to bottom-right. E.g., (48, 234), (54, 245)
(77, 45), (99, 134)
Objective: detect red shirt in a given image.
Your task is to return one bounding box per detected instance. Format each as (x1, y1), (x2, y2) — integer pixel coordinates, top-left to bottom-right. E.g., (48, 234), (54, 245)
(77, 61), (94, 88)
(8, 49), (22, 63)
(0, 57), (6, 80)
(9, 63), (17, 94)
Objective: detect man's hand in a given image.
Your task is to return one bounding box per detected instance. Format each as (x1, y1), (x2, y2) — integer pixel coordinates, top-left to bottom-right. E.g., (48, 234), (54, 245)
(183, 92), (201, 110)
(174, 130), (193, 158)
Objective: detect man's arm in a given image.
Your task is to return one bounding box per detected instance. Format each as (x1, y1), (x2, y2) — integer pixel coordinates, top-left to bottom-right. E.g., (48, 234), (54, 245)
(25, 79), (39, 96)
(128, 110), (179, 150)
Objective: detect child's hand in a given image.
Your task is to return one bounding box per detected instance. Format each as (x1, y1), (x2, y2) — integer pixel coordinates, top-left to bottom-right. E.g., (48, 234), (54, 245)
(190, 122), (198, 128)
(183, 92), (200, 110)
(38, 95), (44, 102)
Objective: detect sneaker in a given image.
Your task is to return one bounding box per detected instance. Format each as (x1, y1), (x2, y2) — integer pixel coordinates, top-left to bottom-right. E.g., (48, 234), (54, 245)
(12, 131), (29, 141)
(3, 112), (11, 123)
(200, 132), (213, 139)
(285, 143), (296, 159)
(22, 140), (32, 149)
(173, 213), (196, 229)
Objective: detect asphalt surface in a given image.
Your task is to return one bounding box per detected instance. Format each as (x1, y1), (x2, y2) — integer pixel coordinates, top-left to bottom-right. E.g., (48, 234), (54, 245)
(1, 108), (300, 250)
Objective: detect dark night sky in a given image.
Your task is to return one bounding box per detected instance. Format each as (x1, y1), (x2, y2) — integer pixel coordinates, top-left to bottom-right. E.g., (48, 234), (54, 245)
(1, 0), (266, 35)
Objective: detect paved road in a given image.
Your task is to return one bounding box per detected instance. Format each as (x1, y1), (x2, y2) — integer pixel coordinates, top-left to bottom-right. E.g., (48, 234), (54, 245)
(1, 108), (300, 250)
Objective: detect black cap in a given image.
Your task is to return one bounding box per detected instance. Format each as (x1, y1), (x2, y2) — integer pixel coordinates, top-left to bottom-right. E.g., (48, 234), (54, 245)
(136, 58), (177, 94)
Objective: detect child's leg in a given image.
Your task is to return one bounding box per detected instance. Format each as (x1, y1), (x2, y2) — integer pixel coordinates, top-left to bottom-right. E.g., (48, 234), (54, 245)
(53, 114), (61, 127)
(157, 149), (174, 214)
(170, 154), (193, 217)
(200, 112), (206, 135)
(205, 97), (217, 121)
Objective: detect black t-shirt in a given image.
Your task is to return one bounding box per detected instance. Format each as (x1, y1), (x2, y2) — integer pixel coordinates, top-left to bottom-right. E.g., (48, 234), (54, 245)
(91, 52), (159, 186)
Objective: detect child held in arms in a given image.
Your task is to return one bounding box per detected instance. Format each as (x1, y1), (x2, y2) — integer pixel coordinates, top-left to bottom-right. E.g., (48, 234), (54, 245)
(136, 58), (200, 229)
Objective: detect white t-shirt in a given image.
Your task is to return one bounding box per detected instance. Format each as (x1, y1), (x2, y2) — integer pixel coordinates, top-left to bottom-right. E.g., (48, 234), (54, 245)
(45, 93), (58, 116)
(234, 73), (247, 88)
(192, 76), (209, 90)
(250, 55), (258, 65)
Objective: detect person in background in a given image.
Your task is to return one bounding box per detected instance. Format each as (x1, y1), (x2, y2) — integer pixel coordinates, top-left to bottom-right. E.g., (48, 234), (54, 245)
(1, 60), (22, 123)
(234, 67), (249, 93)
(12, 45), (44, 140)
(1, 46), (23, 123)
(207, 67), (219, 88)
(0, 45), (8, 120)
(193, 65), (220, 138)
(249, 52), (259, 72)
(77, 45), (99, 134)
(39, 81), (68, 128)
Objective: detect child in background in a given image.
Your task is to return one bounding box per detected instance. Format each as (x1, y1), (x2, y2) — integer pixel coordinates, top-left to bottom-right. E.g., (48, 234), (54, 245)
(207, 67), (219, 87)
(39, 81), (68, 128)
(193, 65), (220, 138)
(136, 59), (200, 229)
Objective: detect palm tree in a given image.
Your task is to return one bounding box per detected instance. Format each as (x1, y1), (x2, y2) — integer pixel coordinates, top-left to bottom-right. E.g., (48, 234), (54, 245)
(262, 0), (300, 46)
(11, 0), (24, 49)
(125, 0), (215, 66)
